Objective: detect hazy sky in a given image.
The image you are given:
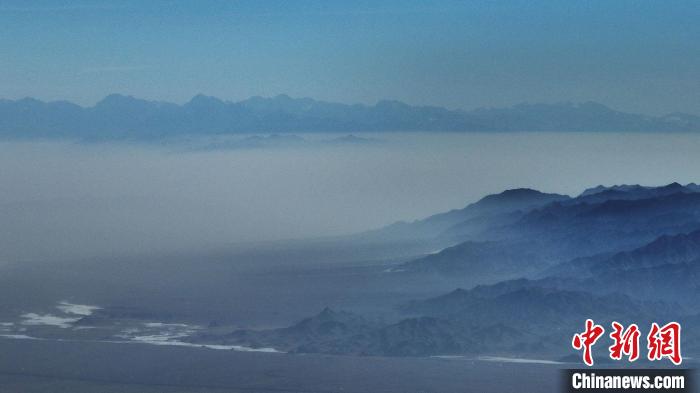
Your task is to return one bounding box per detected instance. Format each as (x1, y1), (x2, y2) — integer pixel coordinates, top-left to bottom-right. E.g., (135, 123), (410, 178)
(2, 133), (700, 261)
(1, 0), (699, 115)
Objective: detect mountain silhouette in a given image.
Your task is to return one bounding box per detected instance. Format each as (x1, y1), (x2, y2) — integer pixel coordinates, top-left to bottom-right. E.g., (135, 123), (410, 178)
(183, 183), (700, 359)
(1, 94), (699, 139)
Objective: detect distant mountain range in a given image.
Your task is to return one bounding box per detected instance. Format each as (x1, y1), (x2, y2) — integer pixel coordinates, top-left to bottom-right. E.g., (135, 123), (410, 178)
(367, 188), (570, 242)
(396, 182), (700, 278)
(186, 182), (700, 359)
(1, 94), (699, 140)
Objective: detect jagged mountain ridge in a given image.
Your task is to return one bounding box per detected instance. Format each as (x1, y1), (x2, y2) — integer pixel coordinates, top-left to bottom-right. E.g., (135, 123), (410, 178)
(189, 280), (673, 357)
(2, 94), (699, 139)
(366, 188), (569, 241)
(550, 228), (700, 278)
(394, 183), (700, 279)
(186, 183), (700, 359)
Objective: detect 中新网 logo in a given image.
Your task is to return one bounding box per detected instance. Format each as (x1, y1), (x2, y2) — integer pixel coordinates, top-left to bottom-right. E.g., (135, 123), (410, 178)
(572, 319), (681, 366)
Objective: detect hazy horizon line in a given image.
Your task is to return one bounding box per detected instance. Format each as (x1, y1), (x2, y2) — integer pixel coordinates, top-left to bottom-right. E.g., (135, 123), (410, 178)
(3, 93), (698, 118)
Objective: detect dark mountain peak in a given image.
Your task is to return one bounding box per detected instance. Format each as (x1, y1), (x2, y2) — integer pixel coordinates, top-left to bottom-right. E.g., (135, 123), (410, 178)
(96, 93), (139, 105)
(576, 183), (698, 204)
(580, 185), (607, 196)
(16, 97), (44, 106)
(579, 184), (646, 197)
(48, 100), (83, 109)
(284, 307), (370, 338)
(375, 99), (409, 109)
(296, 307), (365, 325)
(660, 182), (684, 191)
(91, 95), (181, 122)
(447, 288), (468, 297)
(577, 101), (614, 112)
(475, 188), (569, 208)
(93, 93), (172, 111)
(317, 307), (336, 319)
(327, 134), (372, 144)
(271, 94), (313, 104)
(187, 94), (226, 107)
(482, 188), (541, 199)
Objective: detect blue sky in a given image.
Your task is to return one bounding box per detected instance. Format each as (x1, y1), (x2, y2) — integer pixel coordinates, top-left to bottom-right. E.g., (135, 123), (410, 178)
(1, 0), (699, 114)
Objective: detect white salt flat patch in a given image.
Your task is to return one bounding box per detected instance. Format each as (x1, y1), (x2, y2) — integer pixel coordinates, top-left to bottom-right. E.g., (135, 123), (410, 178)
(127, 324), (282, 353)
(57, 301), (101, 316)
(0, 334), (38, 340)
(20, 313), (80, 328)
(129, 334), (282, 352)
(14, 301), (99, 329)
(216, 344), (281, 353)
(118, 323), (196, 341)
(143, 322), (191, 328)
(115, 328), (140, 337)
(477, 356), (563, 365)
(131, 331), (190, 343)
